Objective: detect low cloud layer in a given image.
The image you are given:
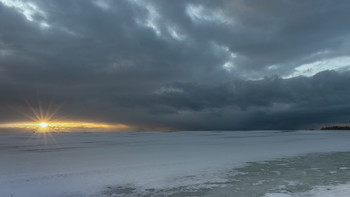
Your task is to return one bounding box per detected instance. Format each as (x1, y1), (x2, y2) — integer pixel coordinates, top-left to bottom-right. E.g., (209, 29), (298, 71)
(1, 0), (350, 130)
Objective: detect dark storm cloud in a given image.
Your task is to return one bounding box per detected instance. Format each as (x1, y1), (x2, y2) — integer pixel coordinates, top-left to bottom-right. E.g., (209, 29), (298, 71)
(1, 0), (350, 130)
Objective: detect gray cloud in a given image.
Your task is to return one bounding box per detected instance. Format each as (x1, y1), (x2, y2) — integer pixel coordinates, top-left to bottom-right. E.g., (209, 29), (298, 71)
(1, 0), (350, 130)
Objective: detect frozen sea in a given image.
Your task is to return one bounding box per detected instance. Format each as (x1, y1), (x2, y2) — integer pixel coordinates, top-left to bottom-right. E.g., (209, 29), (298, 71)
(1, 130), (350, 197)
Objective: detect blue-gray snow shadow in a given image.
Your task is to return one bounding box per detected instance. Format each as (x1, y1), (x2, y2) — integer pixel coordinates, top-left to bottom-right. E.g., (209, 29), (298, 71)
(101, 152), (350, 197)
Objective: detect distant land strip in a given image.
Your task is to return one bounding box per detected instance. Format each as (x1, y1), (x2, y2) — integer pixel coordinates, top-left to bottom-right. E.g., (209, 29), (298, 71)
(321, 126), (350, 130)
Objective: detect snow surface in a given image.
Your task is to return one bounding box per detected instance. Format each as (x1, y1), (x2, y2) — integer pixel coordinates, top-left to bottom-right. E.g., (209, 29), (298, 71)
(1, 130), (350, 196)
(264, 183), (350, 197)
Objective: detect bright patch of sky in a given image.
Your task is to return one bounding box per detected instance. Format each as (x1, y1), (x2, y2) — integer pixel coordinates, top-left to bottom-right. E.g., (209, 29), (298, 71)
(167, 26), (187, 41)
(186, 4), (233, 25)
(92, 0), (111, 10)
(131, 0), (162, 36)
(0, 48), (12, 57)
(0, 42), (11, 57)
(211, 42), (237, 71)
(155, 86), (184, 95)
(284, 56), (350, 78)
(131, 0), (187, 41)
(0, 0), (50, 29)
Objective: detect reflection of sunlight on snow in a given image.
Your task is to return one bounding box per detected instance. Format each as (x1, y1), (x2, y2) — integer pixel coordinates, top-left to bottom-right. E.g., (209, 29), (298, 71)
(23, 128), (58, 147)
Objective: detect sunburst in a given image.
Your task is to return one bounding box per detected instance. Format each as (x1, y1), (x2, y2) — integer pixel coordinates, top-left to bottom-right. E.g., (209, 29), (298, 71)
(0, 99), (130, 133)
(39, 122), (49, 128)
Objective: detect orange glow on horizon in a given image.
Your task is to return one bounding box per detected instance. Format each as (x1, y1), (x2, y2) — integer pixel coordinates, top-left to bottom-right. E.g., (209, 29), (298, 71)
(0, 121), (130, 132)
(0, 99), (131, 132)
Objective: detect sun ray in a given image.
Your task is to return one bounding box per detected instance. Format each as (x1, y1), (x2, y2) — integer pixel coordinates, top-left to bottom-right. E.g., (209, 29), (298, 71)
(0, 98), (131, 133)
(23, 98), (42, 122)
(0, 121), (130, 132)
(37, 95), (44, 121)
(45, 102), (65, 121)
(45, 100), (54, 120)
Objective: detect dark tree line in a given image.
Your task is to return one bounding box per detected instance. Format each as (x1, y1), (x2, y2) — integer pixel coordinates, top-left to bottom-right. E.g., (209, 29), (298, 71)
(321, 125), (350, 130)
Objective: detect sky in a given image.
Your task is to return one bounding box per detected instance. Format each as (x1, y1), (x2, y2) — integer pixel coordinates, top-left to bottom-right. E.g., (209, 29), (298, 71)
(1, 0), (350, 131)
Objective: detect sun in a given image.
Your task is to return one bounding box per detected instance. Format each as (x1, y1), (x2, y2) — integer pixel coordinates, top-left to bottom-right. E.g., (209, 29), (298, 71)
(39, 122), (49, 128)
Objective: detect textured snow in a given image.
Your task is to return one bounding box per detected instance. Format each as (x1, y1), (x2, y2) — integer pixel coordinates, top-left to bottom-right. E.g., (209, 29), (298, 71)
(264, 183), (350, 197)
(1, 130), (350, 196)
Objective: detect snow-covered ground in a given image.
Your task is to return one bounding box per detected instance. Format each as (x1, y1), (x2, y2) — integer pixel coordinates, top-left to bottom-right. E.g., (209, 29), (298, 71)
(1, 130), (350, 196)
(264, 183), (350, 197)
